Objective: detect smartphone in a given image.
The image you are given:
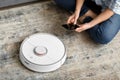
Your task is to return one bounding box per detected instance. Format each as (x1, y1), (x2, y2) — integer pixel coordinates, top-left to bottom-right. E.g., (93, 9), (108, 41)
(62, 23), (79, 30)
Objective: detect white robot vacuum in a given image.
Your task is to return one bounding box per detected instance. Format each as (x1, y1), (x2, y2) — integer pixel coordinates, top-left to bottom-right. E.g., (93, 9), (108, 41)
(19, 33), (66, 72)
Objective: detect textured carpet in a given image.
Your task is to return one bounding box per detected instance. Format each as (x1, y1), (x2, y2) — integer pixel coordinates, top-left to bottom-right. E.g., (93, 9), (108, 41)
(0, 1), (120, 80)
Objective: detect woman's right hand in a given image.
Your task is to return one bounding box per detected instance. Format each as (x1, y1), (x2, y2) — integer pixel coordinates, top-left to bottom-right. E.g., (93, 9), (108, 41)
(67, 11), (80, 24)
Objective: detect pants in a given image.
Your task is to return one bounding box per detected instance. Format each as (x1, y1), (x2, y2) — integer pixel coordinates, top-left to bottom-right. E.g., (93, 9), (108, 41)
(54, 0), (120, 44)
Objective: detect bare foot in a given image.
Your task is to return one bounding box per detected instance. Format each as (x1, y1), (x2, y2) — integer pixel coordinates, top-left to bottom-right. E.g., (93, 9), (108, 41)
(78, 10), (97, 23)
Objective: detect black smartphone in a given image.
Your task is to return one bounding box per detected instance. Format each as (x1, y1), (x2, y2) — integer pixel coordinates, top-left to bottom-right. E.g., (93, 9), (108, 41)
(62, 23), (79, 30)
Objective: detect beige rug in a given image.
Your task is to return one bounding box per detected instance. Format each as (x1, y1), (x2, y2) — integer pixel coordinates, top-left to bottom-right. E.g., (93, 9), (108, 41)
(0, 1), (120, 80)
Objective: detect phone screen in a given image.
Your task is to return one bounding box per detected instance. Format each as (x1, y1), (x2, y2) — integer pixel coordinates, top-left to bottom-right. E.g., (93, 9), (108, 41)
(62, 23), (79, 30)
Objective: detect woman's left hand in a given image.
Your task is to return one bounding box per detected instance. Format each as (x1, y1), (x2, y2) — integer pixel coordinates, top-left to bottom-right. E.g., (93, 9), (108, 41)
(75, 23), (92, 32)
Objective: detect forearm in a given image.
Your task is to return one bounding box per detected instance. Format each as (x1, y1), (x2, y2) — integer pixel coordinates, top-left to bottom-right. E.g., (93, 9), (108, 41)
(75, 0), (85, 14)
(89, 8), (114, 27)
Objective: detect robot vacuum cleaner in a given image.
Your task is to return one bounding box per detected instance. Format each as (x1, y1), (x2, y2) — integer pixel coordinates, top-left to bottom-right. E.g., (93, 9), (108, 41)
(19, 33), (66, 72)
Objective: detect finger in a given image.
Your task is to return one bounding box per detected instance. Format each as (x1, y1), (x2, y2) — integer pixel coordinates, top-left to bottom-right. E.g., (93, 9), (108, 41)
(75, 29), (82, 32)
(74, 16), (78, 24)
(75, 27), (83, 32)
(67, 16), (74, 24)
(74, 20), (77, 24)
(78, 25), (81, 27)
(71, 18), (75, 23)
(74, 18), (77, 24)
(67, 17), (71, 24)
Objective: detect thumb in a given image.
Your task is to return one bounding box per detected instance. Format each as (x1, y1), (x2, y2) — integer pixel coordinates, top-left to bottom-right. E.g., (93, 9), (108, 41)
(74, 18), (77, 24)
(74, 16), (78, 24)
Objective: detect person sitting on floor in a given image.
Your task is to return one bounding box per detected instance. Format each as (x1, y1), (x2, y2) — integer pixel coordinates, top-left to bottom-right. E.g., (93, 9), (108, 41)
(54, 0), (120, 44)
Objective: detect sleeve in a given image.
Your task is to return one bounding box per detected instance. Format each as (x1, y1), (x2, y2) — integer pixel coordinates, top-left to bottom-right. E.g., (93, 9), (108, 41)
(108, 0), (120, 15)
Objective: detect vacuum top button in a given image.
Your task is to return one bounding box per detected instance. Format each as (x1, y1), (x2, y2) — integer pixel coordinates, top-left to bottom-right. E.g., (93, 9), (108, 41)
(34, 46), (47, 56)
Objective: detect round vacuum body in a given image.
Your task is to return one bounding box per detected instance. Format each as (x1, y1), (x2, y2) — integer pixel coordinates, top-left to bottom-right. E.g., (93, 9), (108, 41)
(19, 33), (66, 72)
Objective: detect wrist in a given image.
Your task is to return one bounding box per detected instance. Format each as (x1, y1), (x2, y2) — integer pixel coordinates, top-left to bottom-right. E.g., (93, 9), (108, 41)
(87, 22), (94, 28)
(75, 9), (80, 14)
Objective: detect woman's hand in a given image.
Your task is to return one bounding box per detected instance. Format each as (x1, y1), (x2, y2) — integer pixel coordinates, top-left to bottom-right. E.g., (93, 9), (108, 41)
(67, 0), (85, 24)
(75, 23), (92, 32)
(67, 11), (80, 24)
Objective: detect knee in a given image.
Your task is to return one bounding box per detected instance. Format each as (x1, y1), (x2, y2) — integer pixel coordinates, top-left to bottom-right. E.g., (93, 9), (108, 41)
(89, 14), (120, 44)
(89, 30), (113, 44)
(95, 34), (112, 44)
